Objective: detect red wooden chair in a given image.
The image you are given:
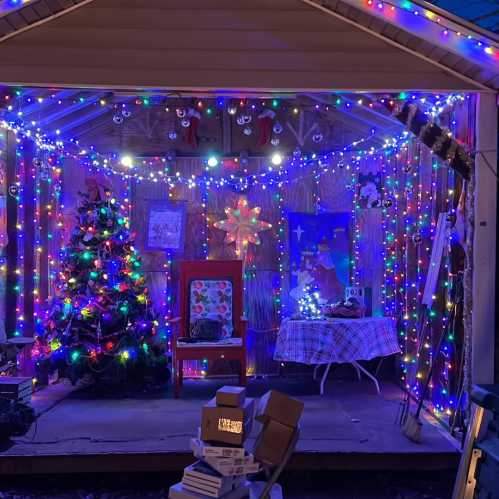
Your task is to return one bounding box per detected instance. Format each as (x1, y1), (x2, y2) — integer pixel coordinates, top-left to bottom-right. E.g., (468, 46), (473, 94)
(171, 260), (247, 398)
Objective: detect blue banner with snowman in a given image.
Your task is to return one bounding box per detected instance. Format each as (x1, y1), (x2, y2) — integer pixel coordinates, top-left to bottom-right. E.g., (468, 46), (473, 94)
(288, 212), (350, 312)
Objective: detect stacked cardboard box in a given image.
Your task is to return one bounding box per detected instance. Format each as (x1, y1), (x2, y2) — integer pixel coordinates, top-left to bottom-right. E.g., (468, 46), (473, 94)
(169, 386), (258, 499)
(253, 390), (304, 466)
(0, 377), (32, 405)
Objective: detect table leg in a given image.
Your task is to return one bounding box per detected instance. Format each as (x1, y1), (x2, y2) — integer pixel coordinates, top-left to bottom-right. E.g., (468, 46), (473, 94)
(351, 361), (380, 394)
(320, 363), (332, 395)
(353, 363), (361, 381)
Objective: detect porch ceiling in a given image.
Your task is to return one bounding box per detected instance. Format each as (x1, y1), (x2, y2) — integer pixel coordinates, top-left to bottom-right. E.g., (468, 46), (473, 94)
(0, 0), (495, 92)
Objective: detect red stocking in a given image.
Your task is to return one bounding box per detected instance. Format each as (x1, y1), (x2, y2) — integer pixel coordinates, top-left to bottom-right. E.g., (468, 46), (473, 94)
(185, 109), (201, 148)
(257, 110), (276, 146)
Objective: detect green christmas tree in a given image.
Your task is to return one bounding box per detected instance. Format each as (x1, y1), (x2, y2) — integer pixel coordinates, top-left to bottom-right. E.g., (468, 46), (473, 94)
(34, 183), (168, 386)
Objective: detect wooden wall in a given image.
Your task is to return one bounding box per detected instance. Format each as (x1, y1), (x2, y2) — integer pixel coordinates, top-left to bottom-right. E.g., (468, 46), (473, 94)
(129, 155), (388, 375)
(0, 128), (6, 342)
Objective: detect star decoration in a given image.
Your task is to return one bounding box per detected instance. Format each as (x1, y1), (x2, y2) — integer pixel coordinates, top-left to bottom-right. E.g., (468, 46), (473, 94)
(214, 196), (272, 260)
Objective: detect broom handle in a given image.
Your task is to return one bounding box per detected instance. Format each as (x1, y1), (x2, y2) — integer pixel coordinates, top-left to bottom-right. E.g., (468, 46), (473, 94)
(414, 317), (448, 419)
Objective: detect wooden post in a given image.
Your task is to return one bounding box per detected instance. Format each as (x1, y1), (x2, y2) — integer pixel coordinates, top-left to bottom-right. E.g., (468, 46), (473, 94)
(39, 174), (50, 307)
(222, 102), (232, 155)
(4, 131), (18, 338)
(472, 93), (497, 384)
(23, 139), (36, 337)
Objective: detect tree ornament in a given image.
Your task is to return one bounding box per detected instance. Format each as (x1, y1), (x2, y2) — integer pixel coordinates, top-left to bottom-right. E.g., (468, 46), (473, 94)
(113, 113), (124, 125)
(312, 132), (324, 143)
(176, 108), (186, 118)
(231, 176), (251, 194)
(213, 196), (272, 261)
(166, 150), (176, 162)
(227, 105), (237, 115)
(237, 113), (252, 125)
(243, 126), (252, 136)
(121, 107), (132, 118)
(239, 150), (249, 166)
(168, 130), (178, 140)
(403, 164), (413, 174)
(40, 163), (50, 180)
(270, 137), (280, 146)
(293, 147), (302, 158)
(273, 122), (283, 135)
(8, 185), (19, 197)
(412, 232), (423, 245)
(180, 118), (190, 128)
(382, 198), (393, 208)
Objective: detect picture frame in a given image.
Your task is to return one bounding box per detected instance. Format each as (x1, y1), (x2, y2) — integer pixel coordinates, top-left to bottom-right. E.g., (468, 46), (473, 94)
(146, 200), (186, 251)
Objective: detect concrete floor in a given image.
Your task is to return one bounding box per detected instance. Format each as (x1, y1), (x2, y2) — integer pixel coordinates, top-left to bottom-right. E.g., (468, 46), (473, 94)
(0, 375), (460, 474)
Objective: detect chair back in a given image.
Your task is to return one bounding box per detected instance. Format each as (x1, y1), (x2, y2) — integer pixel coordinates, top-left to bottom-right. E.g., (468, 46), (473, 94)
(178, 260), (243, 339)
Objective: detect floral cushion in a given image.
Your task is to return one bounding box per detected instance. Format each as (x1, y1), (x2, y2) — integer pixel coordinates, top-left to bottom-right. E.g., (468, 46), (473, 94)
(190, 279), (233, 339)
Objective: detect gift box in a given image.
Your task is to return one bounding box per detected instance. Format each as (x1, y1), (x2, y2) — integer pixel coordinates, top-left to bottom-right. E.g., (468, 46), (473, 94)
(201, 397), (255, 446)
(255, 390), (303, 428)
(216, 386), (246, 408)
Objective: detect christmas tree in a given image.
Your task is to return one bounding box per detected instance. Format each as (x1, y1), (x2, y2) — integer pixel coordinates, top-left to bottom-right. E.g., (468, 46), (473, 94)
(298, 285), (322, 320)
(34, 181), (168, 386)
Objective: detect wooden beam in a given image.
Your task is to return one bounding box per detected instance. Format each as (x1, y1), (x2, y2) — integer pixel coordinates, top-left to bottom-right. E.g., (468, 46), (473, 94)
(472, 92), (497, 384)
(222, 101), (232, 154)
(22, 138), (35, 337)
(38, 172), (49, 307)
(4, 130), (17, 337)
(0, 0), (97, 43)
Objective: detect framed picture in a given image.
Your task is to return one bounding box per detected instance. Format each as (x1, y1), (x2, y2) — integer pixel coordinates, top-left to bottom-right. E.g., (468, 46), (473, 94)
(358, 172), (382, 208)
(146, 201), (186, 251)
(289, 212), (350, 307)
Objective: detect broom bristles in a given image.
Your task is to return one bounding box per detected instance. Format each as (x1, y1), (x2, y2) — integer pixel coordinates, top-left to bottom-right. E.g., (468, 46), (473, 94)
(402, 413), (423, 443)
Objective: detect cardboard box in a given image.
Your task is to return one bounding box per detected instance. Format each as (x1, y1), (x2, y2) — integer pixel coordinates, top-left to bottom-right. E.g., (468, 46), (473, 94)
(181, 463), (245, 499)
(0, 376), (32, 404)
(191, 437), (245, 459)
(254, 419), (296, 466)
(216, 386), (246, 408)
(201, 397), (254, 446)
(168, 481), (249, 499)
(206, 460), (260, 477)
(255, 390), (303, 428)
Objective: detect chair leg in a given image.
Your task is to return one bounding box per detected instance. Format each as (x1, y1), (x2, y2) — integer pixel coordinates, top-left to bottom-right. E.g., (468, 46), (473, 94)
(174, 360), (182, 399)
(239, 356), (247, 386)
(174, 364), (179, 398)
(178, 360), (183, 388)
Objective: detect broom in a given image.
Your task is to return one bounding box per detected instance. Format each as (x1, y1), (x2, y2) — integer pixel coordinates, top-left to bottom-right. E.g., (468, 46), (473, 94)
(398, 306), (429, 428)
(401, 308), (450, 443)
